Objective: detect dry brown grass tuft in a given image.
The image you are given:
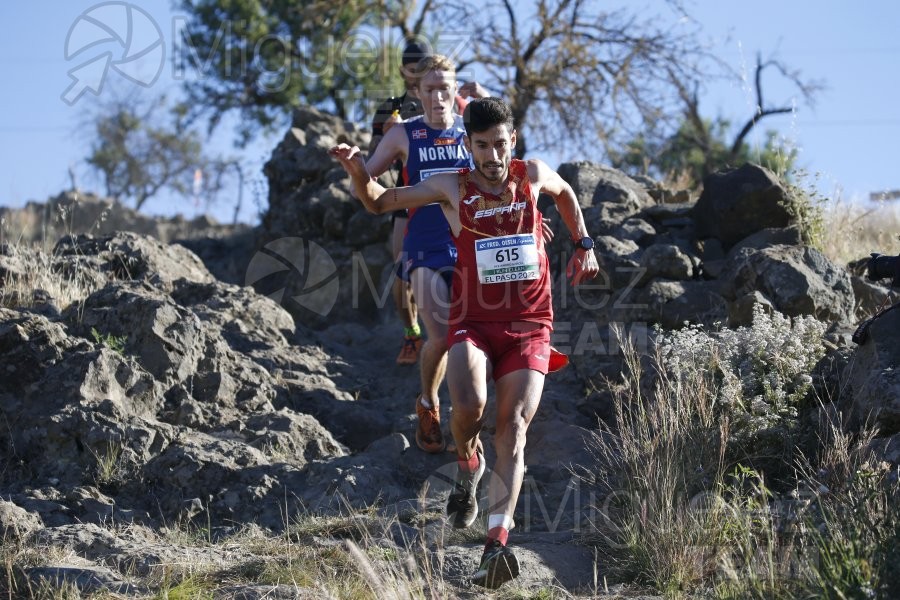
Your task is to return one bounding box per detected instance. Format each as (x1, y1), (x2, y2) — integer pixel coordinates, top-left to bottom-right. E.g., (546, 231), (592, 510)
(819, 196), (900, 267)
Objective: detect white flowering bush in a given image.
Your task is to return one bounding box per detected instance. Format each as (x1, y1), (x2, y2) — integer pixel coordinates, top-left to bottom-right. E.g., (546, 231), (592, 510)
(658, 304), (826, 464)
(588, 303), (898, 597)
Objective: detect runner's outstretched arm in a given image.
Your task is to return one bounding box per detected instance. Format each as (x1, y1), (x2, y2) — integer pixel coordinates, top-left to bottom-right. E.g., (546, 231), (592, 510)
(329, 143), (451, 215)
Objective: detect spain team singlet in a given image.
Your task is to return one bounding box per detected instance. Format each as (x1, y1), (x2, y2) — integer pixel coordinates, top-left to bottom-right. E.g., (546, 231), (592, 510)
(450, 159), (553, 326)
(402, 115), (472, 255)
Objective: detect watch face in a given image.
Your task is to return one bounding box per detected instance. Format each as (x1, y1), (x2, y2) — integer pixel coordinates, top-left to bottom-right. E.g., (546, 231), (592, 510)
(576, 237), (593, 250)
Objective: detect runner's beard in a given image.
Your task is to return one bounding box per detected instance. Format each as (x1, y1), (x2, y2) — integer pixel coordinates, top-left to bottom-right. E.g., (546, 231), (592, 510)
(475, 158), (509, 183)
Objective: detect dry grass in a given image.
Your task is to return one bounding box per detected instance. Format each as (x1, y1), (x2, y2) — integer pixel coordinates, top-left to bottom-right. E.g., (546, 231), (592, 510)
(0, 246), (101, 313)
(818, 195), (900, 268)
(0, 202), (109, 313)
(586, 338), (733, 595)
(584, 319), (900, 599)
(0, 506), (465, 600)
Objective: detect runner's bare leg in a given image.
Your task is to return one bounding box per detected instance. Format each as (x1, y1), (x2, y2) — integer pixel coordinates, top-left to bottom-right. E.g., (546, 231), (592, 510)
(409, 266), (450, 407)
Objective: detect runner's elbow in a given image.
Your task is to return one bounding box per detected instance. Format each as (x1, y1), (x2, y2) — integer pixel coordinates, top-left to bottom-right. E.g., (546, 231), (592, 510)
(367, 198), (387, 215)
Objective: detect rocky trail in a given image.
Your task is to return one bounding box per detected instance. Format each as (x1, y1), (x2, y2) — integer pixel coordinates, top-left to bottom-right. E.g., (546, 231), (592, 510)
(0, 230), (640, 598)
(308, 317), (621, 596)
(2, 104), (894, 598)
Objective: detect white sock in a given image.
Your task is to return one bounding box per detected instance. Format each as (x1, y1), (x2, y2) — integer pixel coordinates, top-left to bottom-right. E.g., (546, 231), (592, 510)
(488, 514), (514, 531)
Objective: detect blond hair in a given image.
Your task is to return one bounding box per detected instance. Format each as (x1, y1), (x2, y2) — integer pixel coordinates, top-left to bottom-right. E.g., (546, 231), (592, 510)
(412, 54), (456, 87)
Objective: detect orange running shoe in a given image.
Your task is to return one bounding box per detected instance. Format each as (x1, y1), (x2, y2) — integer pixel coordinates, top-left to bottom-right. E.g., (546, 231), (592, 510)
(415, 396), (445, 453)
(396, 336), (424, 365)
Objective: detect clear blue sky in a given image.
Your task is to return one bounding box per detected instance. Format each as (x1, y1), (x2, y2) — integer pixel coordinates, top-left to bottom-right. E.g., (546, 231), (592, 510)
(2, 1), (899, 224)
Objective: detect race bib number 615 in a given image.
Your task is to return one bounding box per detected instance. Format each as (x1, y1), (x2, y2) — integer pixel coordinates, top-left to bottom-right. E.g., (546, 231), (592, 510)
(475, 234), (540, 284)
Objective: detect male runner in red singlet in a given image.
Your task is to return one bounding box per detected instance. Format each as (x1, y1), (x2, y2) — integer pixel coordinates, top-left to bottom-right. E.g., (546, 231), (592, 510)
(330, 97), (599, 589)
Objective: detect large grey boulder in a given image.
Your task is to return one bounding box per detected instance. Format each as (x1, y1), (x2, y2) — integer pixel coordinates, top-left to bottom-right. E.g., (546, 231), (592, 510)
(291, 432), (412, 511)
(556, 161), (655, 234)
(141, 434), (305, 525)
(54, 231), (214, 287)
(0, 308), (170, 485)
(259, 111), (392, 329)
(66, 283), (278, 426)
(725, 226), (804, 261)
(245, 410), (347, 465)
(170, 279), (295, 352)
(720, 244), (855, 324)
(615, 280), (728, 328)
(0, 231), (356, 528)
(845, 306), (900, 432)
(588, 235), (642, 290)
(263, 106), (369, 241)
(557, 161), (655, 210)
(692, 163), (794, 249)
(639, 243), (695, 282)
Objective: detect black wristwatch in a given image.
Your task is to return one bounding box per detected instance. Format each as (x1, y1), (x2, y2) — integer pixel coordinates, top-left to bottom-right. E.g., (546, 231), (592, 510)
(573, 236), (594, 251)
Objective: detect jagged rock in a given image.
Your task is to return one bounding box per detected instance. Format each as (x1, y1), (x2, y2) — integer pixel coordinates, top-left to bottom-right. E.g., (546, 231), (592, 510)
(557, 162), (656, 238)
(140, 433), (308, 525)
(0, 500), (43, 541)
(641, 201), (695, 224)
(615, 279), (728, 328)
(54, 231), (214, 286)
(29, 522), (224, 577)
(69, 283), (208, 384)
(293, 433), (413, 511)
(246, 410), (347, 465)
(851, 276), (891, 318)
(263, 107), (369, 241)
(692, 163), (794, 249)
(721, 244), (855, 324)
(616, 217), (657, 243)
(727, 290), (776, 327)
(557, 161), (655, 211)
(0, 308), (169, 486)
(0, 231), (355, 529)
(170, 279), (295, 351)
(591, 235), (642, 290)
(0, 308), (86, 393)
(69, 283), (277, 420)
(639, 243), (695, 282)
(845, 306), (900, 433)
(725, 226), (804, 261)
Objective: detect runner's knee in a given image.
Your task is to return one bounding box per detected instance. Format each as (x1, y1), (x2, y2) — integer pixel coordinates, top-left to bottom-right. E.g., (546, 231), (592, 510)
(451, 387), (486, 418)
(493, 417), (529, 453)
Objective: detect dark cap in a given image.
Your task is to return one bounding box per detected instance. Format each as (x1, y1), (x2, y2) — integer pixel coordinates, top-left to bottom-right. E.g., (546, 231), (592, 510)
(401, 40), (429, 66)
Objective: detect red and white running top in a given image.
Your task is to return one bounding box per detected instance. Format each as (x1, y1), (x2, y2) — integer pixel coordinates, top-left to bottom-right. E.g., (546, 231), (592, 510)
(450, 159), (553, 327)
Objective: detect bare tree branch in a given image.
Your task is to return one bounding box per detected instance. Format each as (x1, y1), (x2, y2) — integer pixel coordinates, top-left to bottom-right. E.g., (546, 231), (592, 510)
(728, 52), (823, 161)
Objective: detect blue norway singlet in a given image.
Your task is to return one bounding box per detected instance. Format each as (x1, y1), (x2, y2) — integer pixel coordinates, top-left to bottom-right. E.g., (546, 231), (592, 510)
(402, 115), (472, 260)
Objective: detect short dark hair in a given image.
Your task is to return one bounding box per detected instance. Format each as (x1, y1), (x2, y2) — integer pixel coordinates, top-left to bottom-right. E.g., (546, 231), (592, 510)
(463, 97), (514, 137)
(402, 40), (429, 66)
